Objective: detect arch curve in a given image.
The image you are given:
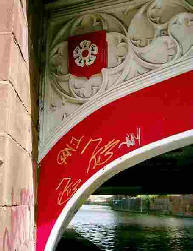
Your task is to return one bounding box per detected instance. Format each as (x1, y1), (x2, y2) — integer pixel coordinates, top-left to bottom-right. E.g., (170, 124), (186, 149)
(37, 71), (193, 251)
(46, 130), (193, 251)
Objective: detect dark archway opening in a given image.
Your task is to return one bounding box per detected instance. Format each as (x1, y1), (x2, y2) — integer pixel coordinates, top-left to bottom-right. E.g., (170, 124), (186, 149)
(95, 144), (193, 196)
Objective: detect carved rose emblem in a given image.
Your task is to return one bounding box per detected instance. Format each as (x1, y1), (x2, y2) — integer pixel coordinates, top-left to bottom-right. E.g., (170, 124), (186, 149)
(68, 30), (107, 78)
(73, 40), (98, 67)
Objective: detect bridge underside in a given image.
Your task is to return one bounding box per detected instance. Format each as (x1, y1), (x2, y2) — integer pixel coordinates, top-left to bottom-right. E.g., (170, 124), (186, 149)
(36, 0), (193, 249)
(95, 145), (193, 195)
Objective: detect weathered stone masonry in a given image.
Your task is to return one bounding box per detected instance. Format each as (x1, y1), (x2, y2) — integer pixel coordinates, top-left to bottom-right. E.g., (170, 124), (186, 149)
(0, 0), (42, 250)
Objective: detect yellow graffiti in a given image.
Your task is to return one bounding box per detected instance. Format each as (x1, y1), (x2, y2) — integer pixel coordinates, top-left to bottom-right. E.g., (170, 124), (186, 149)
(57, 136), (120, 173)
(55, 130), (141, 206)
(81, 138), (120, 174)
(57, 136), (84, 165)
(70, 136), (84, 150)
(56, 177), (82, 205)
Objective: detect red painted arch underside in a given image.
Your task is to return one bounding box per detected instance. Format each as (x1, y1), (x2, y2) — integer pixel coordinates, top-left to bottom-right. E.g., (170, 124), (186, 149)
(37, 71), (193, 251)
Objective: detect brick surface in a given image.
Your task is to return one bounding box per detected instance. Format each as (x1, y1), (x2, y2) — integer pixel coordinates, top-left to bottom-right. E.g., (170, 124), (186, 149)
(0, 34), (12, 81)
(0, 136), (7, 197)
(0, 205), (34, 251)
(0, 207), (12, 249)
(13, 0), (28, 61)
(0, 0), (14, 32)
(0, 0), (28, 61)
(0, 135), (33, 206)
(0, 0), (35, 250)
(9, 38), (31, 112)
(0, 83), (10, 132)
(20, 0), (28, 20)
(0, 82), (32, 152)
(0, 34), (31, 112)
(0, 35), (31, 112)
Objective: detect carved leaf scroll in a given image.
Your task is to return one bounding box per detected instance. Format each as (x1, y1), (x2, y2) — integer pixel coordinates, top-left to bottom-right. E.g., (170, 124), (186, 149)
(43, 0), (193, 147)
(48, 13), (128, 103)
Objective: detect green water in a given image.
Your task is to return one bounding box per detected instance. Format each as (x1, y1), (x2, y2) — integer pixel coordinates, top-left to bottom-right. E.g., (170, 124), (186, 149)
(66, 204), (193, 251)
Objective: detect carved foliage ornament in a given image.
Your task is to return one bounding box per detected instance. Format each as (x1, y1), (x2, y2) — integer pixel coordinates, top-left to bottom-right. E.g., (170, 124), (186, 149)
(49, 13), (128, 103)
(48, 0), (193, 104)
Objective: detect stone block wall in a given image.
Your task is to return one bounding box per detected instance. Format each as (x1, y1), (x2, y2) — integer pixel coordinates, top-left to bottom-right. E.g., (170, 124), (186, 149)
(0, 0), (42, 250)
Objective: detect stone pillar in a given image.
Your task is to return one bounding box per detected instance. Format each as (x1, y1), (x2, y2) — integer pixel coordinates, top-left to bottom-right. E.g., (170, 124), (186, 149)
(0, 0), (39, 249)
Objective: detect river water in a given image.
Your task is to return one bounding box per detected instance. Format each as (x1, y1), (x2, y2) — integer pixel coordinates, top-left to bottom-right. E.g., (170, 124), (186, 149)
(66, 204), (193, 251)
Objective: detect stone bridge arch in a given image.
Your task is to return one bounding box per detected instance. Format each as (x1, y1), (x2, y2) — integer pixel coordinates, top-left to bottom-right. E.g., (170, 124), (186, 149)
(37, 71), (193, 251)
(37, 0), (193, 250)
(45, 130), (193, 251)
(1, 0), (193, 250)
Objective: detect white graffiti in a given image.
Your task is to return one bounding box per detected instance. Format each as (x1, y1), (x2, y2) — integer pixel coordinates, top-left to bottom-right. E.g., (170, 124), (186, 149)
(119, 128), (141, 148)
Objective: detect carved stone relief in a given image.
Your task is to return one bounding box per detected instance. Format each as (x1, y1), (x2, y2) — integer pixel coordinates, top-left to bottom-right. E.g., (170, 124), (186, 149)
(49, 13), (128, 103)
(40, 0), (193, 160)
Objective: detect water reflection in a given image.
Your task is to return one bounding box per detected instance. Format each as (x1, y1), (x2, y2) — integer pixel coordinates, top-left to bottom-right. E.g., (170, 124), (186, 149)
(67, 205), (193, 250)
(69, 205), (116, 250)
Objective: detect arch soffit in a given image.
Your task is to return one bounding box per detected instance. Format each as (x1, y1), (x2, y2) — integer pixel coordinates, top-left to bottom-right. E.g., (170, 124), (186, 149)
(45, 129), (193, 251)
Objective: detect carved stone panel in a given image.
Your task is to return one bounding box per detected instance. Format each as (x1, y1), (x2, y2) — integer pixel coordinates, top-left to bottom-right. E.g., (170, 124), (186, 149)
(39, 0), (193, 160)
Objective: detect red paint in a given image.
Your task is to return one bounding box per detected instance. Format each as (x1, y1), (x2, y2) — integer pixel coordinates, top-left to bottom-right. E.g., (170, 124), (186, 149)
(82, 49), (89, 58)
(37, 71), (193, 250)
(68, 30), (107, 78)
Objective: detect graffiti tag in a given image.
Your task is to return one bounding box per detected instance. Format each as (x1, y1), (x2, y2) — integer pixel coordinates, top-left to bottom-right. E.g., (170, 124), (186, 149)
(56, 177), (82, 205)
(81, 138), (120, 173)
(57, 136), (84, 165)
(119, 128), (141, 148)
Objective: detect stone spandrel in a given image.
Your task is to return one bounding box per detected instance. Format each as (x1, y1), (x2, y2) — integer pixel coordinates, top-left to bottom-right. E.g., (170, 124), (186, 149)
(40, 0), (193, 160)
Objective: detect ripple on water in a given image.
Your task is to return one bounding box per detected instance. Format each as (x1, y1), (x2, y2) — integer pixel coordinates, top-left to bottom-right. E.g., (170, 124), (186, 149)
(67, 205), (193, 251)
